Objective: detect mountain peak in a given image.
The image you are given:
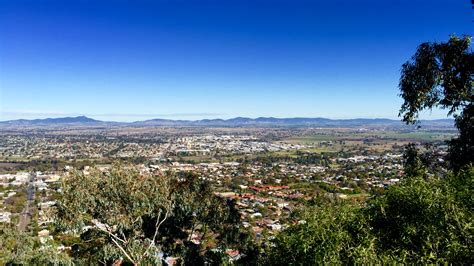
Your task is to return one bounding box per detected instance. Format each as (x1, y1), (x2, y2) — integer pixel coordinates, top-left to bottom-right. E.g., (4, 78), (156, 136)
(0, 116), (101, 125)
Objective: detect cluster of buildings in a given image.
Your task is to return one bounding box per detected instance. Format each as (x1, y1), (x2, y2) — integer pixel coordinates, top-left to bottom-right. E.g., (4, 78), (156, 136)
(0, 127), (450, 261)
(143, 151), (407, 239)
(0, 146), (410, 247)
(170, 135), (304, 155)
(0, 134), (304, 159)
(0, 171), (61, 245)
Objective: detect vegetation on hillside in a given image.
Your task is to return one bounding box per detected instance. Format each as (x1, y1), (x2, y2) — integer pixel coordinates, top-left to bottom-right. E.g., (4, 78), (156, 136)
(263, 167), (473, 264)
(53, 166), (255, 265)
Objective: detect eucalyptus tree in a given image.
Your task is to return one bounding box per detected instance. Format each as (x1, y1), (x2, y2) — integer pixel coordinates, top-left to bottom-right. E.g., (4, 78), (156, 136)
(55, 166), (253, 265)
(56, 166), (174, 264)
(399, 35), (473, 170)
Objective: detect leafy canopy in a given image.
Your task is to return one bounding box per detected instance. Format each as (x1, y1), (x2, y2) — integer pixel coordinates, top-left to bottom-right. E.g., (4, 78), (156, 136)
(399, 35), (473, 123)
(264, 168), (473, 264)
(399, 35), (473, 170)
(55, 165), (251, 265)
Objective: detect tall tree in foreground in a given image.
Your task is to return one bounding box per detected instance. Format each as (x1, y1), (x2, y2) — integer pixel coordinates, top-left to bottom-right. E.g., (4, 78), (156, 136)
(56, 166), (174, 264)
(264, 35), (473, 264)
(55, 166), (252, 265)
(399, 35), (473, 170)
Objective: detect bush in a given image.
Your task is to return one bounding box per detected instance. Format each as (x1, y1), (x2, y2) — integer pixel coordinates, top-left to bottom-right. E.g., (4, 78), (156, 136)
(366, 169), (473, 263)
(265, 168), (474, 264)
(262, 200), (387, 264)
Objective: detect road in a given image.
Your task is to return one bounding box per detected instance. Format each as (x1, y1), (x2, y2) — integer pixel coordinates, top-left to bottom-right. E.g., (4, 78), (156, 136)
(18, 172), (35, 231)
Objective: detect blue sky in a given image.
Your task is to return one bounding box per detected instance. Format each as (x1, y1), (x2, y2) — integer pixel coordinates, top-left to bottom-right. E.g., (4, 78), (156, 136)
(0, 0), (472, 121)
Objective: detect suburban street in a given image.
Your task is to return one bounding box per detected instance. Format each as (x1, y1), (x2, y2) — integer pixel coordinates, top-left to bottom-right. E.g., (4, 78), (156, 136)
(18, 173), (35, 231)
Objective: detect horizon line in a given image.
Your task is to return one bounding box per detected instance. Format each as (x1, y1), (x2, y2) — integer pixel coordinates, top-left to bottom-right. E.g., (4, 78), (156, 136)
(0, 115), (454, 123)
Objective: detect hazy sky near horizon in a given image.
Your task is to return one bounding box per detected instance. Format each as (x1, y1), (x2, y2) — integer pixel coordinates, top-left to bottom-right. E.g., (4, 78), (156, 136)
(0, 0), (472, 122)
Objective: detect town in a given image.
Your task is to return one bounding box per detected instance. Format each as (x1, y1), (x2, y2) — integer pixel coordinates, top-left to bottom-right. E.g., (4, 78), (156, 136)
(1, 0), (471, 263)
(0, 124), (453, 259)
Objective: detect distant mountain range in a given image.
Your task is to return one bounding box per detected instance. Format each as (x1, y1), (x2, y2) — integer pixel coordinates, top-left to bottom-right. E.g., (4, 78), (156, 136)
(0, 116), (455, 128)
(0, 116), (101, 125)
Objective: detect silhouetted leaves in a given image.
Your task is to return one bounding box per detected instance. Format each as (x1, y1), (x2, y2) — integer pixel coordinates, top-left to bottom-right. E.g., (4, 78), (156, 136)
(399, 35), (473, 170)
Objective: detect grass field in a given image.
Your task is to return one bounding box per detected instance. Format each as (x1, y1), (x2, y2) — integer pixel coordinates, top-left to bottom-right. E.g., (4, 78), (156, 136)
(280, 130), (455, 144)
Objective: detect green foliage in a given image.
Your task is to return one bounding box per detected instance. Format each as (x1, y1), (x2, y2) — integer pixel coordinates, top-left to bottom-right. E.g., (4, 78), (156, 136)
(0, 225), (72, 265)
(55, 165), (253, 264)
(399, 35), (472, 122)
(366, 171), (473, 263)
(56, 165), (173, 264)
(403, 143), (425, 177)
(402, 143), (442, 177)
(399, 35), (473, 170)
(265, 168), (474, 264)
(447, 103), (474, 170)
(262, 200), (386, 265)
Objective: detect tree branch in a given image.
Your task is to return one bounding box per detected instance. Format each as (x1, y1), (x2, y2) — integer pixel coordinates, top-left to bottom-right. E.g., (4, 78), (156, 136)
(110, 235), (136, 265)
(90, 219), (136, 264)
(91, 219), (127, 244)
(141, 207), (170, 261)
(156, 208), (170, 234)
